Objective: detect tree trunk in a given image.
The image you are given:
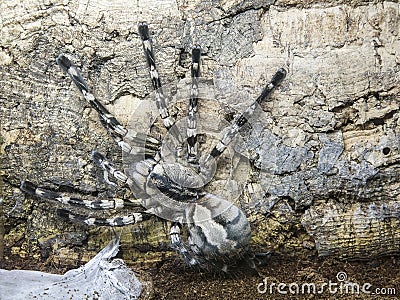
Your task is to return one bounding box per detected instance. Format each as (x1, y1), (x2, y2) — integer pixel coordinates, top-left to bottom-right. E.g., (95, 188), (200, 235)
(1, 0), (399, 268)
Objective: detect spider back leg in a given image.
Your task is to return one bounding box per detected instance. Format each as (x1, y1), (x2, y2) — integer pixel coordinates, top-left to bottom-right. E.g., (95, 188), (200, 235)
(20, 180), (149, 226)
(20, 180), (125, 209)
(170, 223), (203, 266)
(57, 209), (149, 226)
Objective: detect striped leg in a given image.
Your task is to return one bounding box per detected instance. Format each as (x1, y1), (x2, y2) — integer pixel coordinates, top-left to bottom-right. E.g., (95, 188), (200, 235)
(91, 151), (130, 187)
(20, 180), (124, 209)
(56, 54), (160, 155)
(138, 22), (184, 151)
(170, 223), (201, 266)
(91, 151), (161, 200)
(20, 180), (147, 226)
(187, 46), (201, 164)
(92, 151), (158, 200)
(57, 209), (148, 226)
(204, 68), (287, 163)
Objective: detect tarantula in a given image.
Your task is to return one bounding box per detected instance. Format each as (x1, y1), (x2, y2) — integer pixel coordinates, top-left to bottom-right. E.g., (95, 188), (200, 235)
(20, 22), (286, 271)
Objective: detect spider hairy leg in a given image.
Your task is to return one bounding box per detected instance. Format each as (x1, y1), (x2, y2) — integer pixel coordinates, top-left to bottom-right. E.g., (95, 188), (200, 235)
(56, 54), (160, 154)
(20, 180), (124, 209)
(187, 46), (201, 164)
(138, 22), (174, 129)
(91, 151), (129, 186)
(138, 22), (184, 153)
(206, 68), (287, 162)
(56, 54), (126, 137)
(57, 209), (148, 226)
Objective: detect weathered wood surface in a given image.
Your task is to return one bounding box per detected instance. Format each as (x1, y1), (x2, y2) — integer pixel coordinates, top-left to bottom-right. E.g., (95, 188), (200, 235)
(1, 0), (399, 267)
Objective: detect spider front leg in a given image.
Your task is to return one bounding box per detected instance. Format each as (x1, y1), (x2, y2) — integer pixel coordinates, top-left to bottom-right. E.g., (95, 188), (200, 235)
(187, 46), (201, 165)
(91, 150), (163, 201)
(138, 22), (185, 156)
(56, 54), (161, 156)
(203, 68), (287, 165)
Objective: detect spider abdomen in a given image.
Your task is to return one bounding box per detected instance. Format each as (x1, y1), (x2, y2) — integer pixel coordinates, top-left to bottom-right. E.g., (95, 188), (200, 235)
(186, 194), (251, 262)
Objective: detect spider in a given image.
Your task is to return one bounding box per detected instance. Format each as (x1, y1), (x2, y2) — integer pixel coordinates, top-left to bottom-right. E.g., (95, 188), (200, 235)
(20, 22), (286, 271)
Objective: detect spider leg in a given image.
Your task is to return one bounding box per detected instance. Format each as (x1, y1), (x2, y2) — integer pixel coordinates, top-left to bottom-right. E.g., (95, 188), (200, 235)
(20, 181), (148, 227)
(56, 54), (161, 155)
(187, 46), (201, 164)
(20, 180), (125, 209)
(138, 22), (184, 153)
(92, 151), (159, 200)
(57, 209), (149, 226)
(204, 68), (287, 164)
(91, 151), (130, 187)
(170, 223), (202, 266)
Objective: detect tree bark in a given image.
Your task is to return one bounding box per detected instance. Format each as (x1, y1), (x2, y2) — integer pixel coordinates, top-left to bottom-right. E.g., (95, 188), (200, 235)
(1, 0), (399, 267)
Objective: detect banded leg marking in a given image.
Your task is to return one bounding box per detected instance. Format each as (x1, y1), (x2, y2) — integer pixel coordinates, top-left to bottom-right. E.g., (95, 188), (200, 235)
(20, 180), (124, 209)
(187, 46), (201, 164)
(92, 151), (160, 200)
(138, 22), (184, 150)
(56, 54), (161, 154)
(206, 68), (287, 161)
(91, 151), (129, 186)
(57, 209), (147, 226)
(93, 151), (160, 200)
(138, 22), (174, 129)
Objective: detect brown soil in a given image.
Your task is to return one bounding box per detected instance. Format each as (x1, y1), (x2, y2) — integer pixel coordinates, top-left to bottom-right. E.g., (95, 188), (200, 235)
(1, 253), (399, 300)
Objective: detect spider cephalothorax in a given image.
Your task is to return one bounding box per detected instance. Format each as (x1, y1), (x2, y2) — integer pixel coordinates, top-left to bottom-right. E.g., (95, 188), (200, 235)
(20, 22), (286, 271)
